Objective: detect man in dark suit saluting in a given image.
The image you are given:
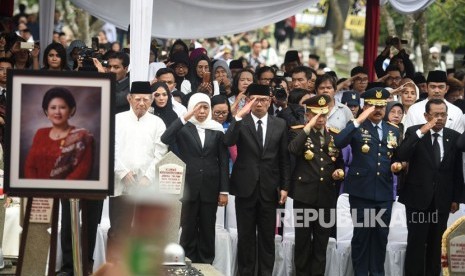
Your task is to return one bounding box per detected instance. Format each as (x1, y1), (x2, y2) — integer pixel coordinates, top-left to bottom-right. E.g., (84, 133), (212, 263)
(224, 83), (291, 276)
(334, 88), (403, 276)
(397, 98), (463, 276)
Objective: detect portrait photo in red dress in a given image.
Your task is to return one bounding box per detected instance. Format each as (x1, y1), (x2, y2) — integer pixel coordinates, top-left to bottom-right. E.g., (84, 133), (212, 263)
(5, 70), (114, 197)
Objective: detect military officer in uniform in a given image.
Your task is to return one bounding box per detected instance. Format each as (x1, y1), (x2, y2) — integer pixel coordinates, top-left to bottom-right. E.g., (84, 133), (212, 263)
(334, 87), (403, 276)
(288, 94), (345, 276)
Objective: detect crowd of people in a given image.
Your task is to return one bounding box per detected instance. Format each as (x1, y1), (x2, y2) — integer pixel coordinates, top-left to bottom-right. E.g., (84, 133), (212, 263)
(2, 8), (465, 276)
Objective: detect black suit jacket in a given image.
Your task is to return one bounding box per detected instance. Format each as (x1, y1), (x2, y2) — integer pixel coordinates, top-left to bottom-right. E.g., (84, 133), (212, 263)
(288, 128), (343, 207)
(115, 76), (130, 114)
(161, 118), (229, 203)
(397, 125), (464, 213)
(224, 114), (291, 202)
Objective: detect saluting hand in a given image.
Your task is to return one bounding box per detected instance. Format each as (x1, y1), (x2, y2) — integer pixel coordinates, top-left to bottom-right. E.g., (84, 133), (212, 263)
(183, 103), (203, 122)
(356, 105), (376, 125)
(236, 97), (256, 119)
(419, 117), (438, 135)
(279, 190), (288, 205)
(303, 112), (321, 134)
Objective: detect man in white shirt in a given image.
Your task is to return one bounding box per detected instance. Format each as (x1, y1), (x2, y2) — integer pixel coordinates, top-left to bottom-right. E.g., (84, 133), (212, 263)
(108, 81), (168, 261)
(404, 70), (464, 133)
(246, 41), (266, 69)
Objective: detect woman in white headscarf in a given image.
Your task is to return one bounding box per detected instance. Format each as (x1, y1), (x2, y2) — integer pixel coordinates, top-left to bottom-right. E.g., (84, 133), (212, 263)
(161, 93), (229, 264)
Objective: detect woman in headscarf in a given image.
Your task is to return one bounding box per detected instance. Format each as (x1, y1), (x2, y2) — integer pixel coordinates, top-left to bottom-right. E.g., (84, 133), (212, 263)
(168, 39), (189, 62)
(161, 93), (229, 264)
(169, 51), (192, 94)
(212, 59), (232, 96)
(151, 81), (179, 156)
(384, 101), (405, 198)
(151, 82), (178, 127)
(189, 54), (213, 95)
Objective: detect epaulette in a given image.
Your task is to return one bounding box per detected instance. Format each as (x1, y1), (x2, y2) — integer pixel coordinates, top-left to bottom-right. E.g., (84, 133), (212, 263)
(328, 127), (340, 134)
(291, 125), (305, 130)
(387, 122), (399, 128)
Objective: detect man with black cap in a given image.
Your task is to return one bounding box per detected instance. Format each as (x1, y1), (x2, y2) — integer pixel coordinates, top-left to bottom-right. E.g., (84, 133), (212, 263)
(283, 50), (301, 76)
(404, 70), (464, 133)
(397, 98), (463, 276)
(224, 83), (290, 276)
(341, 91), (361, 118)
(288, 94), (344, 276)
(109, 81), (168, 261)
(334, 87), (403, 276)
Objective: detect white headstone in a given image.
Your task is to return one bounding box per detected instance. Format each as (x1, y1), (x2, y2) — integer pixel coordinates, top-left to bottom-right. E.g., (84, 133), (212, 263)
(348, 41), (356, 52)
(446, 51), (454, 68)
(450, 235), (465, 272)
(325, 47), (334, 58)
(443, 217), (465, 275)
(350, 51), (360, 64)
(327, 57), (336, 70)
(155, 152), (186, 243)
(343, 29), (351, 41)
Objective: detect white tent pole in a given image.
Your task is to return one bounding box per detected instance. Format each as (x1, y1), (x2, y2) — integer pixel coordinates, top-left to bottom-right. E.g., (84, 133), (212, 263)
(129, 0), (153, 83)
(39, 0), (56, 68)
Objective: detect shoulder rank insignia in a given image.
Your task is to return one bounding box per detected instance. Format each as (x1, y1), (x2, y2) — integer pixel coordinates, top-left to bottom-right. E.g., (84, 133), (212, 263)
(291, 125), (305, 129)
(387, 121), (399, 128)
(328, 127), (340, 134)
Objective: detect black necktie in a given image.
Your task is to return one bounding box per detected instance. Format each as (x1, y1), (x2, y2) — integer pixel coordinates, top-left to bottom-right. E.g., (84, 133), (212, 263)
(432, 133), (441, 167)
(0, 89), (5, 104)
(257, 119), (263, 150)
(318, 131), (324, 146)
(376, 124), (382, 140)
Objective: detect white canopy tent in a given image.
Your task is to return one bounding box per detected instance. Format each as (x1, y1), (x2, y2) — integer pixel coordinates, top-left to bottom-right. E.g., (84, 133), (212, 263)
(39, 0), (437, 82)
(380, 0), (435, 14)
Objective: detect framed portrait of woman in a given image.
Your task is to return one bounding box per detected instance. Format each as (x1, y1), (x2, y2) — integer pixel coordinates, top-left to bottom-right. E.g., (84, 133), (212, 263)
(4, 70), (115, 198)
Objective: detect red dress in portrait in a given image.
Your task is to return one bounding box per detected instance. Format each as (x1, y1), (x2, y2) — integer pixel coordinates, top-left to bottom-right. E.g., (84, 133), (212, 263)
(24, 127), (94, 179)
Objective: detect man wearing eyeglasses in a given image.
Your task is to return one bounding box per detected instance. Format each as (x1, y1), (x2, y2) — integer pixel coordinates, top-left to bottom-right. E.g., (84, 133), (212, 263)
(109, 81), (168, 261)
(404, 70), (464, 133)
(397, 98), (463, 276)
(224, 83), (290, 276)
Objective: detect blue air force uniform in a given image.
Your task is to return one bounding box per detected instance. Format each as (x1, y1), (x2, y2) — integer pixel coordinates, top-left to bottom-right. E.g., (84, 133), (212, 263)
(334, 88), (400, 276)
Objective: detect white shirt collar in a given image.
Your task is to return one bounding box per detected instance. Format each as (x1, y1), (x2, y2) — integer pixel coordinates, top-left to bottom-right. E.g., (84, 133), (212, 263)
(430, 128), (444, 137)
(251, 112), (268, 125)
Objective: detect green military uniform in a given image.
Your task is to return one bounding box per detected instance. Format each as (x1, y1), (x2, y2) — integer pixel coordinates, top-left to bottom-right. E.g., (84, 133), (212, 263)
(288, 95), (344, 276)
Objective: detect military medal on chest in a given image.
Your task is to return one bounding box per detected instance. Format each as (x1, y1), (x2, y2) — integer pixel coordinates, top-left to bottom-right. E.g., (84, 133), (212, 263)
(304, 137), (315, 160)
(361, 128), (371, 153)
(327, 135), (340, 162)
(386, 130), (398, 149)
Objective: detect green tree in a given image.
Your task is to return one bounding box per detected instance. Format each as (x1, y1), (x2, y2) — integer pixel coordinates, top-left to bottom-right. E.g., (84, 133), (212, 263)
(427, 0), (465, 51)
